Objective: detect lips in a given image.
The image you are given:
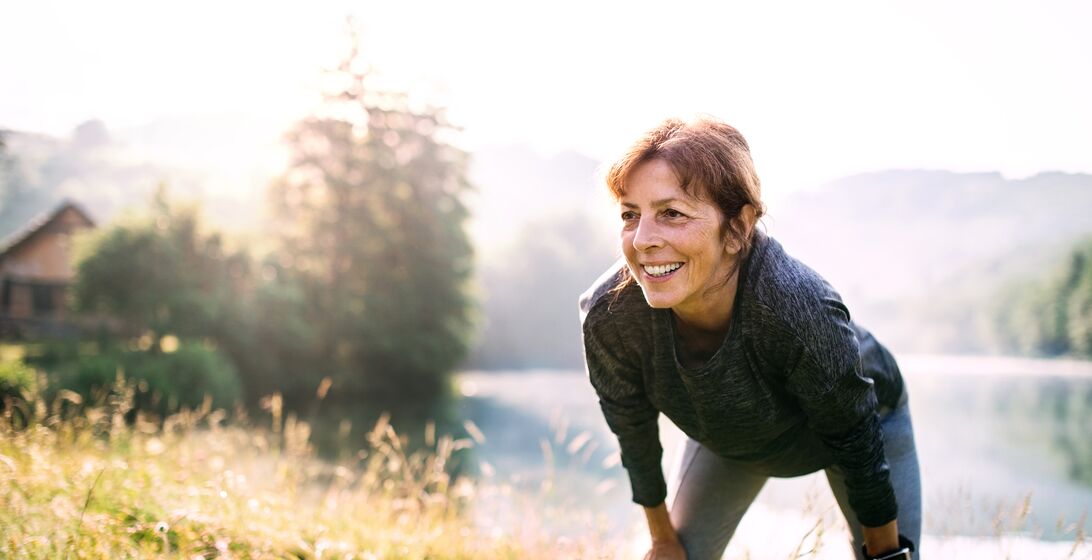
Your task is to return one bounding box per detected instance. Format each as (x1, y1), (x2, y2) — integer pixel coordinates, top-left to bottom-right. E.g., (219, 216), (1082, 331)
(642, 262), (683, 277)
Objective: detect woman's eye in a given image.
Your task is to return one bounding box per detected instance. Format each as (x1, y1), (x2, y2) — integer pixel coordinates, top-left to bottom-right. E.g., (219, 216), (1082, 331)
(663, 209), (685, 219)
(621, 211), (638, 221)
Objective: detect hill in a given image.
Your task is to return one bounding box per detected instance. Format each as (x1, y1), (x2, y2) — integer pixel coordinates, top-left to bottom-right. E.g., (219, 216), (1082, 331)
(770, 170), (1092, 352)
(470, 165), (1092, 365)
(0, 120), (272, 240)
(5, 122), (1091, 362)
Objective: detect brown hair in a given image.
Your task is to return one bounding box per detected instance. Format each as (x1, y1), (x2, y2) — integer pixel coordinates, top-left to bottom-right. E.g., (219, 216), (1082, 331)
(606, 116), (766, 293)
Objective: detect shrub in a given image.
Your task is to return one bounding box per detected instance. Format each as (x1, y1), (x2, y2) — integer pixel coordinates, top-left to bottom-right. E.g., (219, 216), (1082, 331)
(48, 341), (241, 416)
(0, 358), (37, 403)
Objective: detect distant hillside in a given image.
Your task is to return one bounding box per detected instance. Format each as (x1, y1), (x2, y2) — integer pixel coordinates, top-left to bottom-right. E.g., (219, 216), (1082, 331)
(470, 161), (1092, 367)
(464, 144), (615, 369)
(468, 211), (615, 370)
(0, 122), (209, 239)
(5, 121), (1090, 363)
(990, 237), (1092, 359)
(769, 170), (1092, 352)
(0, 119), (279, 241)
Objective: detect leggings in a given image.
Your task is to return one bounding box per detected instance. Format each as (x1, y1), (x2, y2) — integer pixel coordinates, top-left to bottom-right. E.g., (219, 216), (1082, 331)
(665, 396), (922, 560)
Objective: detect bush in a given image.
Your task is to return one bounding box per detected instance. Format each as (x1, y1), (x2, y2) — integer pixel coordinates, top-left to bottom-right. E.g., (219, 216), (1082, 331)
(0, 358), (37, 403)
(49, 341), (241, 416)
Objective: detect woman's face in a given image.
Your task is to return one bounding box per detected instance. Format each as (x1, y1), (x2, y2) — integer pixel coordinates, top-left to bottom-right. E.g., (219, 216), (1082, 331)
(619, 158), (739, 317)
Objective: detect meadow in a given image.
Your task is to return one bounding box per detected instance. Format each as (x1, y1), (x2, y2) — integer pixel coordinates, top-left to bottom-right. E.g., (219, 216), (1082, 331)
(0, 374), (624, 559)
(3, 370), (1091, 559)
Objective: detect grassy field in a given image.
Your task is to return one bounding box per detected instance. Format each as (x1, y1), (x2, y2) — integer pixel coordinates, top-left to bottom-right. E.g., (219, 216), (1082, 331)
(0, 377), (623, 559)
(3, 372), (1091, 559)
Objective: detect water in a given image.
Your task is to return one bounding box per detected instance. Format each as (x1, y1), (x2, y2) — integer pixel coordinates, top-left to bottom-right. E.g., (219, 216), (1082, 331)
(453, 354), (1092, 552)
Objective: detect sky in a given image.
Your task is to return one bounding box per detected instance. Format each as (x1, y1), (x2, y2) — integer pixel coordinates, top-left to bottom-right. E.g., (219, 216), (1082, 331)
(1, 0), (1090, 203)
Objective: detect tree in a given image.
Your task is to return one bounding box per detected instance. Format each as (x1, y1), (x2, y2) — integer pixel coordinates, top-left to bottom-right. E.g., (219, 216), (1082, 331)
(991, 238), (1092, 358)
(72, 186), (247, 343)
(62, 187), (247, 413)
(268, 30), (475, 410)
(471, 213), (616, 369)
(0, 130), (32, 236)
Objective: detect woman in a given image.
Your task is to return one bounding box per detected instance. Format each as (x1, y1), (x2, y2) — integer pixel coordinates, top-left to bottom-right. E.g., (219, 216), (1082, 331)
(579, 117), (920, 560)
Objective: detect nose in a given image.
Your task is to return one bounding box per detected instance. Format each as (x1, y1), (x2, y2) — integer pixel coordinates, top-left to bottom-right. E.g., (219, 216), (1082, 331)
(632, 215), (663, 252)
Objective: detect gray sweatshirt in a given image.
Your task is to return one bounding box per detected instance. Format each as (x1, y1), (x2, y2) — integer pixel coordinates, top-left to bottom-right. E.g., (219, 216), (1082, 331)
(579, 230), (904, 527)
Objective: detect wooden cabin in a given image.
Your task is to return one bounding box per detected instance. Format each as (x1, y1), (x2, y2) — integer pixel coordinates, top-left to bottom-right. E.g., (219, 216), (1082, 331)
(0, 201), (95, 339)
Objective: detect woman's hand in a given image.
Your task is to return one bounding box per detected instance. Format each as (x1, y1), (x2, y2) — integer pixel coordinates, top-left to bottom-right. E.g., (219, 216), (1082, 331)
(644, 539), (687, 560)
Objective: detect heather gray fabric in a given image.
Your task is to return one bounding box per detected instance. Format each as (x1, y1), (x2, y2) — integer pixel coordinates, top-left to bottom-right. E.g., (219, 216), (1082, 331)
(579, 230), (905, 527)
(665, 394), (920, 560)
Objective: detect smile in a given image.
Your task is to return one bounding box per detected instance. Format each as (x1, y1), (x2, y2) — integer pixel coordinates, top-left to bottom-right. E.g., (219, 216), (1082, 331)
(643, 262), (683, 277)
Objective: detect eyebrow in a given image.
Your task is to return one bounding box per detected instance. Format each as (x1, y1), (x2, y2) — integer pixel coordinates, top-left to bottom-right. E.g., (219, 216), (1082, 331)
(621, 198), (689, 209)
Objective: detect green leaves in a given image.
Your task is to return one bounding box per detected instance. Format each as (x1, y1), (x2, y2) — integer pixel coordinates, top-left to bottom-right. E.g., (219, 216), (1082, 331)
(992, 239), (1092, 358)
(267, 42), (475, 409)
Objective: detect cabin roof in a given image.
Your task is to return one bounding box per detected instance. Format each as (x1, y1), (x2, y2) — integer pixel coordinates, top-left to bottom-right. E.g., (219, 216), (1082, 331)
(0, 199), (95, 262)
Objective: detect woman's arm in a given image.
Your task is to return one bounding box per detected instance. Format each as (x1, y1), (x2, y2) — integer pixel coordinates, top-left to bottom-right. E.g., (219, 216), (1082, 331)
(583, 306), (668, 507)
(643, 503), (686, 560)
(582, 298), (679, 556)
(761, 295), (902, 544)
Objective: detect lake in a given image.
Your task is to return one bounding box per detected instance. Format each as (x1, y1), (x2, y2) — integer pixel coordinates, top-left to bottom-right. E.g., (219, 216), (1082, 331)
(453, 354), (1092, 557)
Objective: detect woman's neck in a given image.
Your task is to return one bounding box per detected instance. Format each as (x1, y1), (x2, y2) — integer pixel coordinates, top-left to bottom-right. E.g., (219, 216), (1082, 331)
(670, 270), (740, 367)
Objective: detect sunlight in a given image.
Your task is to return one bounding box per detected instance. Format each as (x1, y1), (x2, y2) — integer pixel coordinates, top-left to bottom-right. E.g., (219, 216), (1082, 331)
(2, 3), (1091, 557)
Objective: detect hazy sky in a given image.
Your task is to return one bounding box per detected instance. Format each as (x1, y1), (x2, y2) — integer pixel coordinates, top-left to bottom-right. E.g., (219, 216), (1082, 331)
(2, 0), (1090, 202)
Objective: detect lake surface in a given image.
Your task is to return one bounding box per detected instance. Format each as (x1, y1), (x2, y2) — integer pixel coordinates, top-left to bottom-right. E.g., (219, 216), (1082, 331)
(453, 354), (1092, 554)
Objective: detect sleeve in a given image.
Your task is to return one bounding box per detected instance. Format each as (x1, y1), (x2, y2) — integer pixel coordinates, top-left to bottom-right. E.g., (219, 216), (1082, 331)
(581, 310), (666, 507)
(780, 295), (898, 527)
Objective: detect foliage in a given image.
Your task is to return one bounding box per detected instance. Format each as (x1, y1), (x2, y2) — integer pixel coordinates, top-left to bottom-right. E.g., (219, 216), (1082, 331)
(42, 342), (242, 416)
(472, 213), (615, 369)
(0, 358), (37, 404)
(62, 189), (248, 411)
(16, 31), (475, 417)
(0, 128), (37, 236)
(209, 271), (322, 405)
(61, 38), (476, 415)
(267, 33), (475, 408)
(71, 186), (249, 342)
(991, 238), (1092, 358)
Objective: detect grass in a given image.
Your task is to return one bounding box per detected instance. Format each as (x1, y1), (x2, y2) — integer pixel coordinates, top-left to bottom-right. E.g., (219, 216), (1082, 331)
(0, 376), (617, 559)
(3, 370), (1091, 559)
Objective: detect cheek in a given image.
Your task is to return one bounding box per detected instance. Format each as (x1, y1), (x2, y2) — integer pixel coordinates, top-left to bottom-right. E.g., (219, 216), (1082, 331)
(680, 227), (719, 254)
(619, 231), (633, 250)
(620, 236), (639, 264)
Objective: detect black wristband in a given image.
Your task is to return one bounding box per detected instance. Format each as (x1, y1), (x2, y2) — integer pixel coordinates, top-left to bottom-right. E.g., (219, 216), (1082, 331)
(862, 534), (915, 560)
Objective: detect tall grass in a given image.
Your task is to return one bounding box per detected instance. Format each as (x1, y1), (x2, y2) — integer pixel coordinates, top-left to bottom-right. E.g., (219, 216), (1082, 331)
(0, 374), (615, 559)
(3, 371), (1090, 559)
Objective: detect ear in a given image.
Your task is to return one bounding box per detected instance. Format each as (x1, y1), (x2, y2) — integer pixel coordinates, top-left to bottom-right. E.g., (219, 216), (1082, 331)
(724, 204), (757, 255)
(737, 204), (757, 237)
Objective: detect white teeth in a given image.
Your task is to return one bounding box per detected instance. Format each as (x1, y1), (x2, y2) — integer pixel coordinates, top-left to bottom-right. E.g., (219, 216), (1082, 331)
(643, 263), (683, 277)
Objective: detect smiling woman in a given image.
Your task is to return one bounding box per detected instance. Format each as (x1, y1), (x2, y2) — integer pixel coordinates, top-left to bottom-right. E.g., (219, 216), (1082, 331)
(618, 159), (751, 344)
(579, 116), (920, 560)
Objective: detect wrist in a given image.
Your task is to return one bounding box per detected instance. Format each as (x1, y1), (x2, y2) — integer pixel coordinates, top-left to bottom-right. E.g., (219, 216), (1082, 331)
(651, 533), (680, 544)
(643, 503), (679, 544)
(862, 534), (915, 560)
